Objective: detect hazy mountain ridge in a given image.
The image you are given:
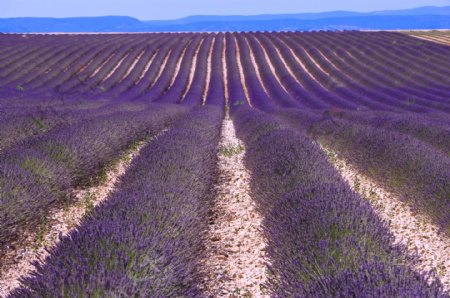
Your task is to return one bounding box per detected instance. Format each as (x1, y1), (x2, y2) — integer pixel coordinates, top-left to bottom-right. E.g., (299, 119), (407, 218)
(0, 6), (449, 32)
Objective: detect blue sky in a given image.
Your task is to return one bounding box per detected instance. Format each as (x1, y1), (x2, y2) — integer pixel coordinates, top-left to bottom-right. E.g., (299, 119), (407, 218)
(1, 0), (449, 20)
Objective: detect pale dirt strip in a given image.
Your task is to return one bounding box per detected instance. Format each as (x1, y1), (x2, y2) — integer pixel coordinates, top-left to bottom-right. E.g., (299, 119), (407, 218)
(413, 35), (450, 46)
(166, 40), (191, 91)
(137, 50), (157, 83)
(100, 51), (130, 83)
(222, 36), (229, 107)
(182, 39), (204, 101)
(76, 57), (95, 74)
(0, 132), (166, 297)
(89, 53), (115, 78)
(251, 37), (289, 93)
(200, 118), (269, 297)
(244, 38), (270, 97)
(233, 36), (252, 107)
(264, 36), (306, 89)
(274, 36), (329, 90)
(321, 145), (450, 292)
(201, 36), (215, 105)
(120, 49), (145, 83)
(147, 48), (172, 90)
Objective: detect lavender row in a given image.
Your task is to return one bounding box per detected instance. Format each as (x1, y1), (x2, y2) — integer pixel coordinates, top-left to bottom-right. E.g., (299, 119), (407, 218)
(0, 35), (126, 82)
(0, 35), (118, 73)
(2, 36), (112, 91)
(0, 104), (187, 251)
(267, 33), (353, 110)
(53, 36), (147, 97)
(309, 118), (450, 234)
(311, 31), (450, 94)
(11, 106), (222, 297)
(224, 33), (248, 108)
(244, 33), (301, 109)
(182, 35), (214, 105)
(282, 33), (400, 112)
(98, 35), (173, 100)
(18, 37), (129, 93)
(333, 110), (450, 156)
(276, 108), (450, 234)
(203, 33), (226, 106)
(362, 32), (450, 81)
(253, 32), (328, 109)
(23, 37), (120, 92)
(291, 35), (407, 112)
(300, 32), (450, 110)
(275, 33), (358, 110)
(234, 33), (276, 111)
(120, 35), (186, 101)
(156, 34), (205, 104)
(232, 107), (444, 296)
(0, 106), (88, 152)
(0, 99), (158, 153)
(2, 32), (449, 112)
(317, 32), (450, 93)
(70, 36), (145, 95)
(136, 35), (194, 101)
(267, 31), (450, 112)
(23, 42), (122, 101)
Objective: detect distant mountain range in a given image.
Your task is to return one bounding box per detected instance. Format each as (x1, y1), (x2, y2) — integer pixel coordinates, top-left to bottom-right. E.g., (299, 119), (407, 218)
(0, 6), (449, 33)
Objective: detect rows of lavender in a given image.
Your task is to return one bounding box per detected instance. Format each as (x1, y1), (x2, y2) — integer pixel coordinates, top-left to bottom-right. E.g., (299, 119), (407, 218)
(273, 108), (450, 235)
(10, 107), (222, 296)
(0, 31), (449, 296)
(1, 103), (186, 252)
(0, 31), (449, 110)
(233, 107), (445, 296)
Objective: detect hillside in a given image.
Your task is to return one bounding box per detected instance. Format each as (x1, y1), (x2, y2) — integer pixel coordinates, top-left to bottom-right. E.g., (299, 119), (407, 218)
(0, 6), (449, 32)
(0, 31), (449, 296)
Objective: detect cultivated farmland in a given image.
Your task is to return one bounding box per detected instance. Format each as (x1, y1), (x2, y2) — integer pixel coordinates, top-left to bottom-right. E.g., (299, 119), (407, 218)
(407, 30), (450, 45)
(0, 31), (449, 297)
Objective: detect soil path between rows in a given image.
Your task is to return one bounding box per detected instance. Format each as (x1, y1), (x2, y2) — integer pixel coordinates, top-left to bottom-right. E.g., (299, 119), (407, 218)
(322, 145), (450, 291)
(200, 118), (269, 297)
(0, 138), (153, 296)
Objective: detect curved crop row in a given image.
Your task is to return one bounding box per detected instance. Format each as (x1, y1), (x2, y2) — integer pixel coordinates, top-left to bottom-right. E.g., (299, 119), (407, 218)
(0, 104), (187, 252)
(203, 34), (226, 106)
(100, 34), (172, 99)
(224, 33), (249, 108)
(11, 106), (222, 297)
(332, 110), (450, 156)
(232, 107), (444, 296)
(156, 34), (205, 104)
(245, 33), (301, 108)
(328, 35), (448, 100)
(283, 33), (398, 111)
(182, 35), (214, 105)
(1, 32), (450, 112)
(253, 32), (327, 109)
(276, 109), (450, 234)
(137, 35), (194, 101)
(235, 33), (276, 111)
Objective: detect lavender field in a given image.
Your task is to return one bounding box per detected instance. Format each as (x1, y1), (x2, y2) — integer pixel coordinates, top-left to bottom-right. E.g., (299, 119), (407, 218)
(0, 31), (449, 297)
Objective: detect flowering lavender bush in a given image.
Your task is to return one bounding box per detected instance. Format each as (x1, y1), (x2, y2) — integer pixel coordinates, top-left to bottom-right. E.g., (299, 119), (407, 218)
(332, 110), (450, 156)
(11, 106), (222, 297)
(0, 104), (187, 252)
(308, 117), (450, 235)
(233, 107), (445, 296)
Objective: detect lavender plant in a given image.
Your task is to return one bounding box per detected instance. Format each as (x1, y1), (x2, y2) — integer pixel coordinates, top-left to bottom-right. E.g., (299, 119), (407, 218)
(0, 104), (187, 252)
(308, 117), (450, 235)
(10, 106), (222, 297)
(233, 107), (446, 297)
